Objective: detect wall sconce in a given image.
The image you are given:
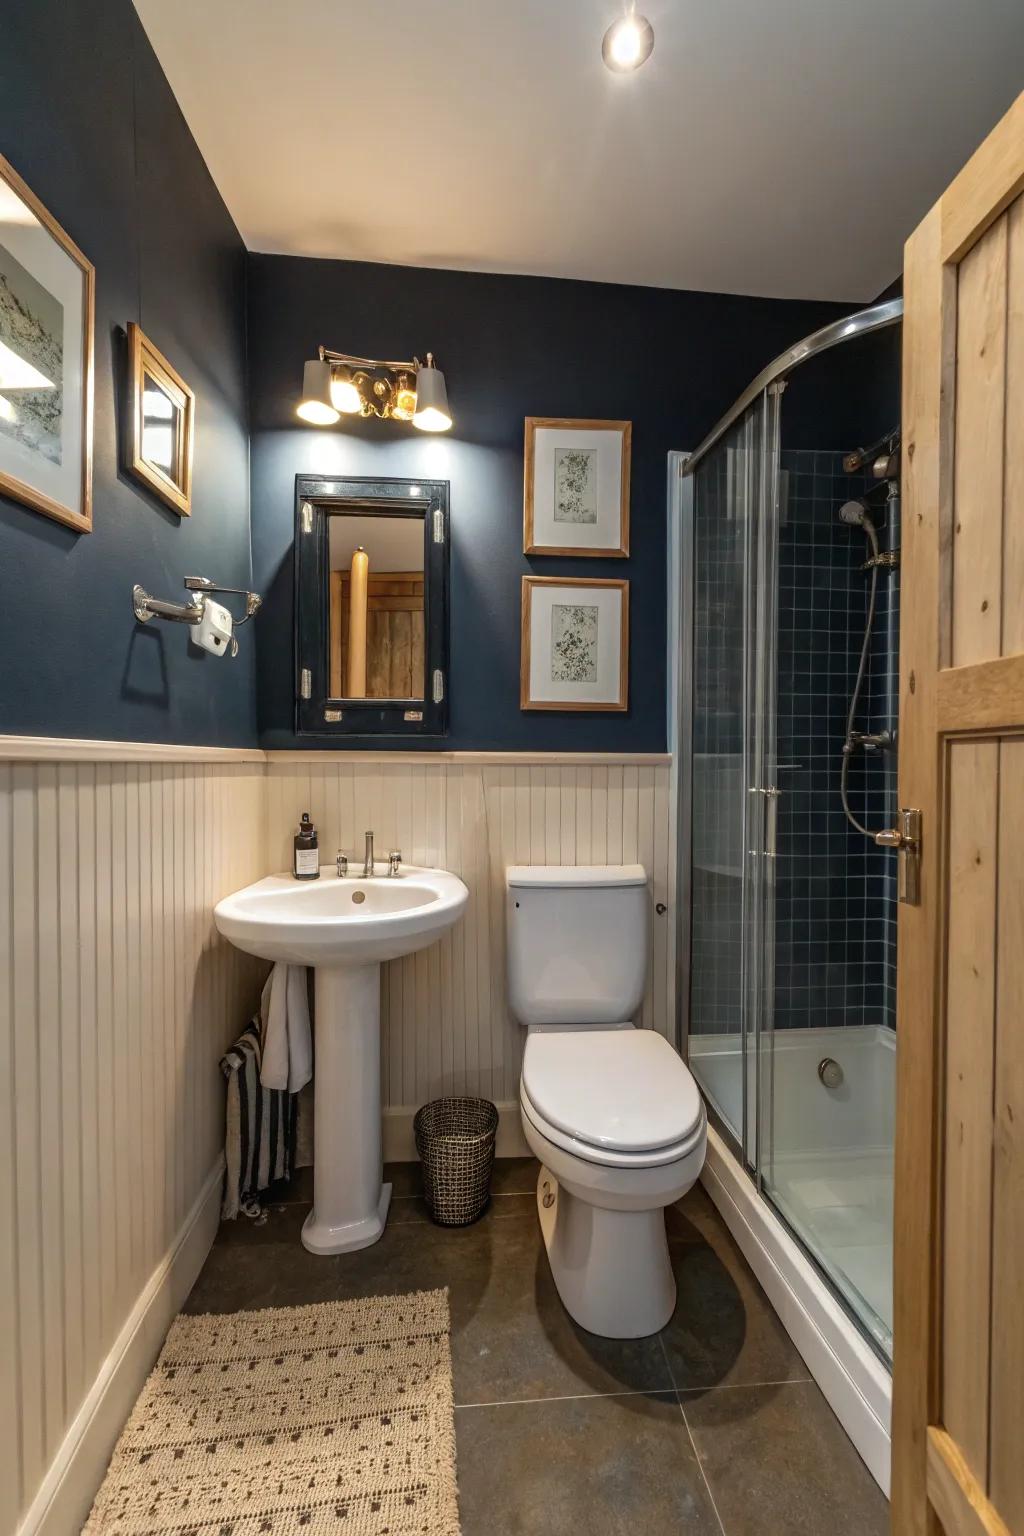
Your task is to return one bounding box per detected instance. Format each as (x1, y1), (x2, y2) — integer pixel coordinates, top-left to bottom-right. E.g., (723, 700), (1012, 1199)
(298, 348), (452, 432)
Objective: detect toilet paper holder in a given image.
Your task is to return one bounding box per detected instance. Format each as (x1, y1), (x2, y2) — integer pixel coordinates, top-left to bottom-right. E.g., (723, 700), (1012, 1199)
(132, 575), (262, 657)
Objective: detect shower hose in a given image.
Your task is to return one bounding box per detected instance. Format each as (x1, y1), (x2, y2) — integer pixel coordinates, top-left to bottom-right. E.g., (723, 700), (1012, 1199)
(840, 518), (882, 841)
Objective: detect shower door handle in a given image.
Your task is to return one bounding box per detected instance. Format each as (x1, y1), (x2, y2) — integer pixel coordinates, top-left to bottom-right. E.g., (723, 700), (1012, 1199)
(749, 786), (780, 858)
(765, 786), (780, 859)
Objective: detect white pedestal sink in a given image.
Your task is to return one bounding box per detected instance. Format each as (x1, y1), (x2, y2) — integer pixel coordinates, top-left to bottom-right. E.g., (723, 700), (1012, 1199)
(214, 864), (468, 1254)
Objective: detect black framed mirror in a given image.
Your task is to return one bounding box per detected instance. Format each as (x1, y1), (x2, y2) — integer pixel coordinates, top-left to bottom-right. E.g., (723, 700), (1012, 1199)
(294, 474), (449, 738)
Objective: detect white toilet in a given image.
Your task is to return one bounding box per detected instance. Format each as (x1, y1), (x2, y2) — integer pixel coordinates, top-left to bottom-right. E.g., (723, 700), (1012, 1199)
(506, 863), (707, 1339)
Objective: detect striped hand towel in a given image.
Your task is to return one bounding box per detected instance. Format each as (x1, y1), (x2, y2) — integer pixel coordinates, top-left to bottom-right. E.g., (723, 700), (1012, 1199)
(220, 1019), (297, 1219)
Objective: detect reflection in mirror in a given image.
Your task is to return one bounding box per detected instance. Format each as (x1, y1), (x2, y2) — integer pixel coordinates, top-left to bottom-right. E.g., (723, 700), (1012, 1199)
(141, 370), (182, 481)
(328, 514), (425, 700)
(126, 323), (194, 515)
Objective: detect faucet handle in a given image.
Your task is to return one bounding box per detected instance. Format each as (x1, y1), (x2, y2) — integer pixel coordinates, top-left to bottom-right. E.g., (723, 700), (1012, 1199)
(388, 849), (402, 877)
(336, 850), (348, 877)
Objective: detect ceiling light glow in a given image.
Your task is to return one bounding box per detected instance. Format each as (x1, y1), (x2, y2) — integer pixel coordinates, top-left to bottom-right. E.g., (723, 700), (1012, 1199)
(602, 12), (654, 72)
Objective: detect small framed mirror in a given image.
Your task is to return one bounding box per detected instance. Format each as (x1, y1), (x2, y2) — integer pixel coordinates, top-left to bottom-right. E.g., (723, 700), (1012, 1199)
(294, 474), (450, 738)
(126, 321), (194, 515)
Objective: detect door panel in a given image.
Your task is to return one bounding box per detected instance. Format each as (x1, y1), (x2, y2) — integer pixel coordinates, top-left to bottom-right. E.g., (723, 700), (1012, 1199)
(893, 90), (1024, 1536)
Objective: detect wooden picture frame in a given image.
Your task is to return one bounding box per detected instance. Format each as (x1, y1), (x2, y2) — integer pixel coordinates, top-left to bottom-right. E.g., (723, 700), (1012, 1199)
(521, 575), (629, 712)
(524, 417), (630, 556)
(0, 153), (94, 532)
(126, 321), (195, 515)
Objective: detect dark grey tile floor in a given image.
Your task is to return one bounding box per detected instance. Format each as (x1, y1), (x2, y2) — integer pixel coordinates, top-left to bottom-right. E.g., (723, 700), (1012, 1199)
(186, 1159), (888, 1536)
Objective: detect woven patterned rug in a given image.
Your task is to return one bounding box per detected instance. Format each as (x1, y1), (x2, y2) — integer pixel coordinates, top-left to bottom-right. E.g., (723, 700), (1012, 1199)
(83, 1289), (460, 1535)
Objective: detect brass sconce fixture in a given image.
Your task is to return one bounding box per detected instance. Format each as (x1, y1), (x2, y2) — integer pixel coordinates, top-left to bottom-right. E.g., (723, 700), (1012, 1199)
(297, 347), (452, 432)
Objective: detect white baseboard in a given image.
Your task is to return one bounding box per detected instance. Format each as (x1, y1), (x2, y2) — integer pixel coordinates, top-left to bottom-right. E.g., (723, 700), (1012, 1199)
(700, 1127), (891, 1495)
(17, 1157), (225, 1536)
(383, 1100), (530, 1162)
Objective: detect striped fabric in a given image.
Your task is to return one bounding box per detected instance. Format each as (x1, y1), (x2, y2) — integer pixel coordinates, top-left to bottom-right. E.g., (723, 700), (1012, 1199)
(220, 1019), (297, 1218)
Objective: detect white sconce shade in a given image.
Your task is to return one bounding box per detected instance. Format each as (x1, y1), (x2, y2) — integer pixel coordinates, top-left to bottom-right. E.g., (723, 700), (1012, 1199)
(412, 360), (452, 432)
(297, 359), (340, 425)
(329, 364), (363, 414)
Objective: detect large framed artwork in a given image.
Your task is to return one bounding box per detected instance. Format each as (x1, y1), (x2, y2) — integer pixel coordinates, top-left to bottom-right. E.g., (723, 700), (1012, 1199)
(523, 417), (630, 557)
(521, 576), (629, 712)
(0, 154), (94, 532)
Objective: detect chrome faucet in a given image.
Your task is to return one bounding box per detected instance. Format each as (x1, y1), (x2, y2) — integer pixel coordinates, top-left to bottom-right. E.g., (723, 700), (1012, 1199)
(362, 830), (375, 878)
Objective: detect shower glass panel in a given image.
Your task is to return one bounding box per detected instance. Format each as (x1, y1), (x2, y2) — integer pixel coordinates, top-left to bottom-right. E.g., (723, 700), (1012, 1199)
(688, 394), (778, 1163)
(684, 338), (899, 1365)
(758, 447), (898, 1362)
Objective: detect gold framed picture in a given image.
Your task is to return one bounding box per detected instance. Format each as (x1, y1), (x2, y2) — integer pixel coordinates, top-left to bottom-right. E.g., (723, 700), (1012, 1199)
(521, 576), (629, 712)
(127, 321), (195, 515)
(523, 417), (630, 557)
(0, 153), (95, 532)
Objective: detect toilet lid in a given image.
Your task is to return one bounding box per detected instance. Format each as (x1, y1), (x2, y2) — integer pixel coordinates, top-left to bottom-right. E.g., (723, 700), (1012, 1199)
(522, 1030), (703, 1154)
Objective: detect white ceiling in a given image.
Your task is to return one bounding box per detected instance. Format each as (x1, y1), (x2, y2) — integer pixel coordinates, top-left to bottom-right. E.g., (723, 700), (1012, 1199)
(133, 0), (1024, 302)
(328, 515), (423, 574)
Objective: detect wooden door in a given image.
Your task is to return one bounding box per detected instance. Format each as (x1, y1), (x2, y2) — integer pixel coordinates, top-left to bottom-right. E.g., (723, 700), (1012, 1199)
(329, 570), (425, 699)
(892, 91), (1024, 1536)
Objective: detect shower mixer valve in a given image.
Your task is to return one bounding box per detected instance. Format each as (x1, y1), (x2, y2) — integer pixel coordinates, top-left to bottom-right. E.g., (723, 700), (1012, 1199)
(844, 729), (895, 754)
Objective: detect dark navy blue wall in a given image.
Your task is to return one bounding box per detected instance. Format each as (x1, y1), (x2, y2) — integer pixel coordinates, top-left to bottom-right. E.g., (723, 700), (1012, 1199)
(248, 255), (863, 751)
(0, 1), (254, 746)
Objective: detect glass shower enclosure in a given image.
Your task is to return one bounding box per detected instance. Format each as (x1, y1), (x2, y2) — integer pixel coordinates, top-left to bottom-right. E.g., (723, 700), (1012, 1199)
(681, 300), (902, 1364)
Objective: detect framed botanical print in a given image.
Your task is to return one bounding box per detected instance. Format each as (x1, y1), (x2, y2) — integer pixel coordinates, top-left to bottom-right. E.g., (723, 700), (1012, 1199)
(521, 576), (629, 712)
(524, 417), (630, 557)
(126, 322), (195, 515)
(0, 154), (94, 532)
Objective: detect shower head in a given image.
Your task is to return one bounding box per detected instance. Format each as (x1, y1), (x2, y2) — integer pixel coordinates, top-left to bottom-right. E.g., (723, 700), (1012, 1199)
(839, 498), (875, 530)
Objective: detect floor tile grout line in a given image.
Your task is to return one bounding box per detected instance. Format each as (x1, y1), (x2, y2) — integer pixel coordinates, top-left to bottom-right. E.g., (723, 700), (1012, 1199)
(657, 1333), (728, 1536)
(454, 1388), (676, 1411)
(679, 1376), (813, 1392)
(451, 1374), (816, 1411)
(678, 1394), (729, 1536)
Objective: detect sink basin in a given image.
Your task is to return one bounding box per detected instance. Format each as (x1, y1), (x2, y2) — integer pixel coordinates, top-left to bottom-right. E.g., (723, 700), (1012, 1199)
(214, 862), (468, 1257)
(214, 864), (468, 967)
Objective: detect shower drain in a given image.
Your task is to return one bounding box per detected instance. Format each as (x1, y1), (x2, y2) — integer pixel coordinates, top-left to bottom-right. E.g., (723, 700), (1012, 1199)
(818, 1057), (844, 1090)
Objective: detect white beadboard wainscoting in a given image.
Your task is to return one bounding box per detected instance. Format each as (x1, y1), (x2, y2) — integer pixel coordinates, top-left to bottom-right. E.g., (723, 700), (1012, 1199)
(0, 741), (673, 1536)
(264, 755), (677, 1121)
(0, 757), (266, 1536)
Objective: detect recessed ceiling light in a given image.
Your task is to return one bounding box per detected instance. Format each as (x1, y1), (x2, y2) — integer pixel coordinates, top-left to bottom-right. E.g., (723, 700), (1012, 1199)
(602, 11), (654, 72)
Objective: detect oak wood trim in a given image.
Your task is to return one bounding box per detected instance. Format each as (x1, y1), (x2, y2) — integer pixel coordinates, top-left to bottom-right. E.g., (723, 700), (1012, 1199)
(126, 322), (195, 515)
(937, 654), (1024, 734)
(941, 90), (1024, 266)
(0, 152), (94, 533)
(926, 1429), (1013, 1536)
(0, 735), (265, 763)
(523, 417), (631, 556)
(891, 199), (950, 1536)
(520, 575), (629, 712)
(263, 750), (670, 765)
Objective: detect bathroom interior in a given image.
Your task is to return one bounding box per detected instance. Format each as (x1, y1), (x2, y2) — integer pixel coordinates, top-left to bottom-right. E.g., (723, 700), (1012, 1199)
(2, 6), (1022, 1536)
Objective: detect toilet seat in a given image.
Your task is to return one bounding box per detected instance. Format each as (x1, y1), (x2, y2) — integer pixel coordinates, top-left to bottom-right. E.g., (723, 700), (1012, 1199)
(521, 1029), (705, 1168)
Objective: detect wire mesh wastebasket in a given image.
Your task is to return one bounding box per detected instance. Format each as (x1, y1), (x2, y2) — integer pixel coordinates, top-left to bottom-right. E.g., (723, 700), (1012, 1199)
(413, 1096), (499, 1226)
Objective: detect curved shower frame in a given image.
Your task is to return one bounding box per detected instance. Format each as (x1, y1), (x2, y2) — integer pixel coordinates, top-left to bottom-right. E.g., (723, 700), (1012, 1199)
(683, 296), (904, 476)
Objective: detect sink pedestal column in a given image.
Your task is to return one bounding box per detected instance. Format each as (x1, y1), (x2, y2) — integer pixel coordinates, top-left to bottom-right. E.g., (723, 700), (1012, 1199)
(301, 962), (392, 1255)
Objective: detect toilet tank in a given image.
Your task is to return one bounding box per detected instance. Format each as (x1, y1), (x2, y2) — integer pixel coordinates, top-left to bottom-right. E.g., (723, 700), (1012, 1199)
(506, 865), (649, 1026)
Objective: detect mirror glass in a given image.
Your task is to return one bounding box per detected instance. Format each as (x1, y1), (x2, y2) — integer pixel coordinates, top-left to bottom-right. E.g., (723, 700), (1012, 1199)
(327, 513), (425, 700)
(140, 367), (183, 486)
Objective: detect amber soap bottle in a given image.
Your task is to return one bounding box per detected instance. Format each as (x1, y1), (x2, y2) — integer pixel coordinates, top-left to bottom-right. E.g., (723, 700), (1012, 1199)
(293, 812), (320, 880)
